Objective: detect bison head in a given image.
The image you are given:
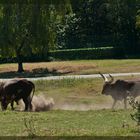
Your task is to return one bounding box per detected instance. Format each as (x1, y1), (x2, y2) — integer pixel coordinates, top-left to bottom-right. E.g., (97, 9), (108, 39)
(99, 73), (114, 95)
(1, 96), (12, 110)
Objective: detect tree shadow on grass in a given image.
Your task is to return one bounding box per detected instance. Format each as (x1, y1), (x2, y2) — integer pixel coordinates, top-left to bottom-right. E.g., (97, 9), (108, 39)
(0, 68), (72, 79)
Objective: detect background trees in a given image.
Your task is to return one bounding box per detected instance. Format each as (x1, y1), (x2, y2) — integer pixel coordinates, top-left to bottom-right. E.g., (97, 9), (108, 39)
(56, 0), (140, 51)
(0, 0), (140, 72)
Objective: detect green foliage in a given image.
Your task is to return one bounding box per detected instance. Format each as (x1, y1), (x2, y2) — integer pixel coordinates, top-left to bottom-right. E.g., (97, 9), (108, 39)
(0, 2), (73, 70)
(56, 13), (81, 49)
(49, 47), (124, 60)
(129, 97), (140, 126)
(56, 0), (140, 55)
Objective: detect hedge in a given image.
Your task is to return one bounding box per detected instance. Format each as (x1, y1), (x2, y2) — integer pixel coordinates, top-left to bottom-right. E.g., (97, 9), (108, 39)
(0, 47), (125, 63)
(49, 47), (125, 60)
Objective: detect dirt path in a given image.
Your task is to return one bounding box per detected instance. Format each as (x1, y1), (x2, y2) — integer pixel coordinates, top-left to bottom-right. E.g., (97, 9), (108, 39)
(29, 72), (140, 81)
(1, 72), (140, 81)
(24, 73), (140, 80)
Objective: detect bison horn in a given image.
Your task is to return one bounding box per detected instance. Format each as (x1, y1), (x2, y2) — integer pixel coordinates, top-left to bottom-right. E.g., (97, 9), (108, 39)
(109, 74), (114, 83)
(99, 72), (109, 82)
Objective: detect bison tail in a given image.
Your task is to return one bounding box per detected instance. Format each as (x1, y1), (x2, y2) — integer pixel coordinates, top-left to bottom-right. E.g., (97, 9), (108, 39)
(31, 83), (35, 102)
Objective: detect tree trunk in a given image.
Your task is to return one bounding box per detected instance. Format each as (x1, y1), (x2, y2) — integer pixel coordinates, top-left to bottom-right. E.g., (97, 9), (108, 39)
(17, 61), (24, 73)
(16, 52), (24, 73)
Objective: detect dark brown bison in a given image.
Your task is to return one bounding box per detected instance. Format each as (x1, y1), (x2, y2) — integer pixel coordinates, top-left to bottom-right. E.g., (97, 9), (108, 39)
(0, 78), (35, 111)
(99, 73), (140, 109)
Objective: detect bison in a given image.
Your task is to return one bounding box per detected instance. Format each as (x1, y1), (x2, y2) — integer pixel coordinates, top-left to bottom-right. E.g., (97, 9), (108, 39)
(0, 78), (35, 111)
(99, 73), (140, 109)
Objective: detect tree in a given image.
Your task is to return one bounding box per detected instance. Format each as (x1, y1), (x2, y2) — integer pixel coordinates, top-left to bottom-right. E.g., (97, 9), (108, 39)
(0, 2), (49, 72)
(56, 0), (114, 49)
(1, 3), (32, 72)
(56, 13), (80, 49)
(109, 0), (139, 54)
(56, 0), (140, 55)
(47, 0), (73, 50)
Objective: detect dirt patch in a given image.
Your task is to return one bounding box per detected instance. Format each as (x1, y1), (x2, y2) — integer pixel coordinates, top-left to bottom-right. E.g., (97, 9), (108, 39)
(0, 62), (96, 74)
(54, 103), (112, 111)
(54, 65), (96, 74)
(0, 62), (97, 78)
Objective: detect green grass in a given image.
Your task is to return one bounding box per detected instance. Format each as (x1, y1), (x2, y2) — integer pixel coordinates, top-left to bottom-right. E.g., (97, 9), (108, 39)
(0, 109), (139, 136)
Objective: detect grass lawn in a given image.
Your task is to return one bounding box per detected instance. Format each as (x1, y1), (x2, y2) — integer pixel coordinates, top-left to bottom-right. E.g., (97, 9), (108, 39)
(0, 109), (139, 136)
(0, 59), (140, 78)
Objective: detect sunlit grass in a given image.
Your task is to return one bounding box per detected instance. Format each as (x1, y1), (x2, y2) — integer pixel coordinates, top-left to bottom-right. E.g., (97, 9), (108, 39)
(0, 59), (140, 78)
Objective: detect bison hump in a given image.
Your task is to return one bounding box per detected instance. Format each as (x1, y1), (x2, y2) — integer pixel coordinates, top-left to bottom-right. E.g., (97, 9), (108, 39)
(115, 80), (134, 90)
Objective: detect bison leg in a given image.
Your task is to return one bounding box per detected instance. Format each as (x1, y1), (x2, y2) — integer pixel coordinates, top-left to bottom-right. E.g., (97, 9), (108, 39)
(1, 102), (5, 111)
(112, 100), (117, 109)
(28, 96), (32, 111)
(23, 98), (29, 111)
(27, 96), (32, 111)
(11, 101), (14, 110)
(10, 101), (18, 110)
(28, 101), (32, 111)
(23, 97), (32, 111)
(1, 98), (8, 111)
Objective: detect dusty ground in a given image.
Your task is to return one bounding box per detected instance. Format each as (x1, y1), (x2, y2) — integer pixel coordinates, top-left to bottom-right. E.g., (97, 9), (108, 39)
(53, 99), (131, 111)
(52, 96), (140, 111)
(17, 94), (133, 111)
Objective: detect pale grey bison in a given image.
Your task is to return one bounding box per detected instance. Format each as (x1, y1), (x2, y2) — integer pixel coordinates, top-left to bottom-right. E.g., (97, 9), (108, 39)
(100, 73), (140, 109)
(0, 78), (35, 111)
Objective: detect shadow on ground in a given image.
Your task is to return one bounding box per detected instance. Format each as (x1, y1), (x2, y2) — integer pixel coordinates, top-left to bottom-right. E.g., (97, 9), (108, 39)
(0, 68), (71, 78)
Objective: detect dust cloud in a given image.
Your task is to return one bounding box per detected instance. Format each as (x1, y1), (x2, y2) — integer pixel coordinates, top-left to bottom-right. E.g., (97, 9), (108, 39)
(54, 103), (112, 111)
(17, 95), (133, 111)
(32, 95), (54, 112)
(18, 94), (54, 112)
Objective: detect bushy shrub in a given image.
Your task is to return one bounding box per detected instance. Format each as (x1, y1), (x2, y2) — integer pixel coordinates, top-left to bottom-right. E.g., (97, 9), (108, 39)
(128, 96), (140, 126)
(0, 47), (125, 63)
